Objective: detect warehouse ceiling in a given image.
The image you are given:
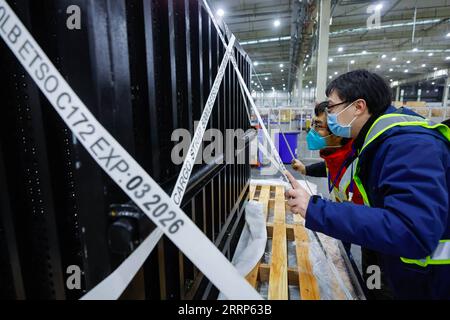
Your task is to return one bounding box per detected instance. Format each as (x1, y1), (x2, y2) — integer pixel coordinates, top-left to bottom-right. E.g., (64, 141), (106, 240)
(209, 0), (450, 95)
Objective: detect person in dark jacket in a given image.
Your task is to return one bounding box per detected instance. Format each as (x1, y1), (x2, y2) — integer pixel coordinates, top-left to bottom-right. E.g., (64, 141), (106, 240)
(285, 69), (450, 299)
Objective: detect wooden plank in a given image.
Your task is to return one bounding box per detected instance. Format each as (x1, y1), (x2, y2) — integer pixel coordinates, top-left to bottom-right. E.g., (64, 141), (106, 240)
(293, 213), (320, 300)
(259, 185), (270, 220)
(245, 262), (260, 288)
(268, 186), (288, 300)
(267, 223), (295, 241)
(248, 184), (256, 201)
(260, 264), (298, 286)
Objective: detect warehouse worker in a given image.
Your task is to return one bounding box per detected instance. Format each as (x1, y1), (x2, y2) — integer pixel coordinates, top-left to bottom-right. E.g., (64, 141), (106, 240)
(285, 69), (450, 299)
(292, 101), (363, 204)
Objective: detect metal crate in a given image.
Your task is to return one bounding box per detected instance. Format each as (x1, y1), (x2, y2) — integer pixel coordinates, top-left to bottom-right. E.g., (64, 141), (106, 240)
(0, 0), (252, 300)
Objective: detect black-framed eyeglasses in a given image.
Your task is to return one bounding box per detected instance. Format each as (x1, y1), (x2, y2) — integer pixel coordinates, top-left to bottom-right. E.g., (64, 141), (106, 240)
(326, 100), (348, 110)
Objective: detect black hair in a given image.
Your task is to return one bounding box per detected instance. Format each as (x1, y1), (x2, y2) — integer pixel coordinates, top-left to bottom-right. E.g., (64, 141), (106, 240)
(442, 119), (450, 127)
(314, 101), (329, 117)
(325, 69), (392, 116)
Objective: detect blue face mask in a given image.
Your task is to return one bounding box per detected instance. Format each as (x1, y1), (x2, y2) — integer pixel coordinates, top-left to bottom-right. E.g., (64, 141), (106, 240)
(306, 128), (331, 150)
(327, 101), (358, 138)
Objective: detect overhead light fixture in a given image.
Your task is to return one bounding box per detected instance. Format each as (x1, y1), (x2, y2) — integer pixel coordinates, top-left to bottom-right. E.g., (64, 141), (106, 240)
(329, 75), (332, 79)
(281, 69), (284, 72)
(362, 50), (367, 54)
(265, 77), (268, 80)
(432, 82), (435, 85)
(350, 60), (355, 64)
(274, 20), (281, 27)
(338, 47), (344, 52)
(447, 32), (450, 37)
(329, 58), (334, 62)
(306, 85), (309, 88)
(404, 69), (409, 73)
(376, 3), (383, 10)
(392, 57), (397, 61)
(434, 67), (438, 70)
(334, 71), (338, 75)
(217, 9), (225, 17)
(306, 54), (309, 58)
(309, 81), (313, 84)
(254, 61), (259, 66)
(407, 60), (411, 64)
(422, 64), (426, 67)
(389, 68), (393, 71)
(381, 54), (387, 58)
(390, 79), (393, 82)
(412, 48), (418, 52)
(428, 53), (434, 57)
(280, 63), (284, 68)
(446, 56), (450, 60)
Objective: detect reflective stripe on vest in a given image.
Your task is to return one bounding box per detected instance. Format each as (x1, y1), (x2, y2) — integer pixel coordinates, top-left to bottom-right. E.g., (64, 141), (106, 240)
(401, 240), (450, 267)
(354, 113), (450, 267)
(328, 158), (358, 202)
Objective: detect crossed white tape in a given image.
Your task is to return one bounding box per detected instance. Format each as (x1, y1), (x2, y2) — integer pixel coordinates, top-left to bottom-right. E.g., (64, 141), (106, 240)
(0, 0), (262, 300)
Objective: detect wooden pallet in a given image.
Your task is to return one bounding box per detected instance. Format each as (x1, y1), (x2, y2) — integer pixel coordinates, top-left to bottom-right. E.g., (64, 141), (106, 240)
(246, 184), (320, 300)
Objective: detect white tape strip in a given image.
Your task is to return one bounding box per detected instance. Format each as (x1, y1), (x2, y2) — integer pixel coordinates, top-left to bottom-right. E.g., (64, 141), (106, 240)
(82, 35), (241, 299)
(0, 0), (261, 300)
(201, 0), (289, 184)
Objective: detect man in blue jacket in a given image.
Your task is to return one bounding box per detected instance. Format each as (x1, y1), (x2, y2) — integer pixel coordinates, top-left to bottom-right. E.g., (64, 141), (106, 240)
(285, 69), (450, 299)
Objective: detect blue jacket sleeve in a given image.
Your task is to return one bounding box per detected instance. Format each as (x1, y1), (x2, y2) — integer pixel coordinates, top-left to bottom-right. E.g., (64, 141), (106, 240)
(305, 134), (448, 259)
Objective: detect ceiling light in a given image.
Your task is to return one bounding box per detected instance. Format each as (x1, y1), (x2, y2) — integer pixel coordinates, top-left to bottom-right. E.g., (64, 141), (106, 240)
(447, 32), (450, 37)
(422, 64), (426, 67)
(280, 63), (284, 68)
(390, 79), (393, 82)
(306, 54), (309, 58)
(274, 20), (281, 27)
(428, 53), (434, 57)
(376, 65), (381, 69)
(217, 9), (225, 17)
(350, 60), (355, 64)
(434, 67), (438, 70)
(432, 82), (435, 85)
(254, 61), (259, 66)
(404, 69), (409, 73)
(392, 57), (397, 61)
(362, 50), (367, 54)
(281, 69), (284, 72)
(412, 48), (418, 52)
(389, 68), (393, 71)
(407, 60), (411, 64)
(376, 4), (383, 10)
(264, 77), (268, 80)
(306, 85), (309, 88)
(329, 75), (332, 79)
(309, 81), (312, 84)
(338, 47), (343, 52)
(446, 56), (450, 60)
(329, 58), (333, 62)
(334, 71), (338, 75)
(382, 54), (387, 58)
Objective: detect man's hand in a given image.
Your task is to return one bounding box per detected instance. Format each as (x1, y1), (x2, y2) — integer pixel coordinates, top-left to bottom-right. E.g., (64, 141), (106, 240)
(291, 159), (306, 175)
(284, 171), (311, 219)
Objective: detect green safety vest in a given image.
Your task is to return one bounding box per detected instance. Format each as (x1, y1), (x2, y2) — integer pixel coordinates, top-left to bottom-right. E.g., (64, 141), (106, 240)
(353, 112), (450, 267)
(327, 158), (359, 203)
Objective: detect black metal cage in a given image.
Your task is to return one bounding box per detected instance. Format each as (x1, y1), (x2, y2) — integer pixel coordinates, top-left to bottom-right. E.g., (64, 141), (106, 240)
(0, 0), (252, 300)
